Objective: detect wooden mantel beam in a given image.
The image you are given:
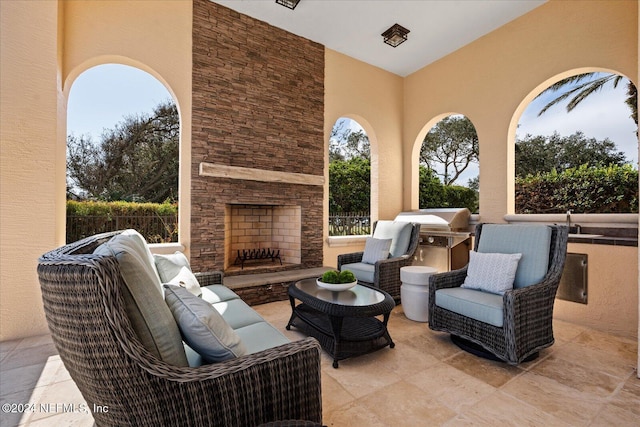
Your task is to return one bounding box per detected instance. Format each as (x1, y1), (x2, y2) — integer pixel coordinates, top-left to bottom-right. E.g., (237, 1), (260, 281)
(199, 162), (324, 186)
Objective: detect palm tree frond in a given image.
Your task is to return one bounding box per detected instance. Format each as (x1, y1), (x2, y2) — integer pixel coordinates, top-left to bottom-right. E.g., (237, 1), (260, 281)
(537, 73), (617, 115)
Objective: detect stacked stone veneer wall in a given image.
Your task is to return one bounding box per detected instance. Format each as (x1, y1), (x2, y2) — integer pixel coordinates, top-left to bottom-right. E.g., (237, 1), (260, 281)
(191, 0), (325, 273)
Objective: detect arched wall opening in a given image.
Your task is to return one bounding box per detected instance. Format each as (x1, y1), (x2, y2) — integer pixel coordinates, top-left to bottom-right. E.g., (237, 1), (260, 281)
(61, 57), (188, 246)
(328, 116), (373, 236)
(410, 113), (480, 213)
(327, 114), (379, 227)
(508, 67), (638, 216)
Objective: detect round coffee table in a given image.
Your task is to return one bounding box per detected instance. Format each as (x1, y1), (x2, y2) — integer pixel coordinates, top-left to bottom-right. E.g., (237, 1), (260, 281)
(287, 278), (395, 368)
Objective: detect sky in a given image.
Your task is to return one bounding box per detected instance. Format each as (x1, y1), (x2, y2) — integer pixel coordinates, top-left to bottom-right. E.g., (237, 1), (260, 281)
(67, 64), (173, 139)
(516, 75), (637, 164)
(68, 65), (637, 187)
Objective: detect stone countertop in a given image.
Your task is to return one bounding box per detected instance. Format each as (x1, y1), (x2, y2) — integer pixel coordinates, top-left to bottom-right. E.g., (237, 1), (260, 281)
(567, 234), (637, 247)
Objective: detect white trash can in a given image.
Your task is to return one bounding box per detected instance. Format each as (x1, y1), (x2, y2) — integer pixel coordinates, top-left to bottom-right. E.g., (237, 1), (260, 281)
(400, 266), (438, 322)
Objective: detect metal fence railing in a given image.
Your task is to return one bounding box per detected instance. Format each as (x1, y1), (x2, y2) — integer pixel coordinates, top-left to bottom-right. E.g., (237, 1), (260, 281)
(67, 215), (178, 244)
(329, 212), (371, 236)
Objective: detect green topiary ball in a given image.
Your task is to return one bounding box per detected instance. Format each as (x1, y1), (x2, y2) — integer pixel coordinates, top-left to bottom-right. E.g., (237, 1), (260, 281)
(339, 270), (356, 284)
(321, 270), (340, 284)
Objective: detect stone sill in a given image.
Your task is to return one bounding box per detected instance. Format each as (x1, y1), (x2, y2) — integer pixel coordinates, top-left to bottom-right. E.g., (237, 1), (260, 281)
(326, 235), (368, 248)
(148, 242), (185, 254)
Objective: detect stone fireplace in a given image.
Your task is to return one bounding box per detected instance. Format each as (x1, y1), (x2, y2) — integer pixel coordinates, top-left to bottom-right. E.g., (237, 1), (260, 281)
(190, 1), (325, 276)
(225, 204), (301, 271)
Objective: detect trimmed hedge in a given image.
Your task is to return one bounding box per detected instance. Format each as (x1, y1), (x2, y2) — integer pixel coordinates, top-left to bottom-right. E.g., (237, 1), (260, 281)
(67, 200), (178, 216)
(515, 164), (638, 214)
(66, 200), (178, 243)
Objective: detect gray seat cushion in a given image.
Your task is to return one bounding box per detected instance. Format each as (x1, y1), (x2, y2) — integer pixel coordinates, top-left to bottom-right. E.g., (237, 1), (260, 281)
(235, 322), (291, 355)
(341, 262), (375, 283)
(212, 298), (268, 330)
(201, 284), (242, 304)
(435, 287), (504, 327)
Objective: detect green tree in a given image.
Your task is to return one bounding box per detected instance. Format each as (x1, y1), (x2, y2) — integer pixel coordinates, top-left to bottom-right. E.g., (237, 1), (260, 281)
(515, 131), (628, 178)
(329, 157), (370, 213)
(537, 72), (638, 126)
(419, 166), (479, 213)
(421, 115), (478, 185)
(330, 119), (370, 161)
(418, 166), (446, 208)
(67, 100), (179, 203)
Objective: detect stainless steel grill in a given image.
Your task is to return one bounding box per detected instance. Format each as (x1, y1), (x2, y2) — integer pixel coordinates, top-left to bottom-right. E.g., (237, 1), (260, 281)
(395, 208), (472, 272)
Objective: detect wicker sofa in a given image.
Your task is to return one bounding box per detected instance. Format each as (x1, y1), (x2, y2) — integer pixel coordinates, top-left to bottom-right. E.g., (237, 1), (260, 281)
(37, 230), (322, 427)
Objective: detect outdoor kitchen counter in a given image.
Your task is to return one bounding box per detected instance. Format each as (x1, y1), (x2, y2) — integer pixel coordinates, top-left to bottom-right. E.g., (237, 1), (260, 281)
(567, 234), (637, 247)
(503, 213), (637, 248)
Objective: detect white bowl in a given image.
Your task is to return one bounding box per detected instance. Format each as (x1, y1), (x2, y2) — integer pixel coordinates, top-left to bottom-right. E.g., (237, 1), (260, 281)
(316, 279), (357, 291)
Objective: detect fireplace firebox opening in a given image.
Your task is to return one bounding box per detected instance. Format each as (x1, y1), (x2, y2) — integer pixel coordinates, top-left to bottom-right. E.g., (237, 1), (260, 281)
(224, 204), (301, 272)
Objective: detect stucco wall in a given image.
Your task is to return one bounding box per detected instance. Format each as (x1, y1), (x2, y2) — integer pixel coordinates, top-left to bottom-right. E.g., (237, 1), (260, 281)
(0, 0), (193, 341)
(1, 0), (61, 340)
(557, 243), (638, 339)
(403, 0), (637, 224)
(62, 0), (193, 256)
(323, 49), (404, 266)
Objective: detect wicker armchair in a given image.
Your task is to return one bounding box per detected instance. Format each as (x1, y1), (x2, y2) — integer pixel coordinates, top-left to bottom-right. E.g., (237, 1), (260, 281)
(337, 221), (420, 300)
(428, 223), (568, 365)
(37, 231), (322, 427)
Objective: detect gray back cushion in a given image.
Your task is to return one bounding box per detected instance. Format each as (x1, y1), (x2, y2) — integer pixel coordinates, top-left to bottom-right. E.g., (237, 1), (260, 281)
(373, 221), (413, 258)
(94, 231), (188, 367)
(164, 285), (247, 363)
(477, 224), (552, 288)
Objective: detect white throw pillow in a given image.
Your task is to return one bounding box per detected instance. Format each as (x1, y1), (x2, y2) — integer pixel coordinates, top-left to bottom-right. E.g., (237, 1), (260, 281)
(167, 266), (202, 297)
(164, 285), (247, 363)
(154, 252), (190, 280)
(155, 252), (202, 296)
(461, 251), (523, 295)
(361, 237), (392, 264)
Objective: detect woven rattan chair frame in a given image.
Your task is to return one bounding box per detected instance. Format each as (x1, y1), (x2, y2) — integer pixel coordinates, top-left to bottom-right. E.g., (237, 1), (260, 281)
(428, 223), (568, 365)
(37, 231), (323, 427)
(337, 222), (420, 300)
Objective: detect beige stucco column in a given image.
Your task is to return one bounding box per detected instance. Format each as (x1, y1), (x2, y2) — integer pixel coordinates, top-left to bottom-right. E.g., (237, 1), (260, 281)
(1, 0), (64, 339)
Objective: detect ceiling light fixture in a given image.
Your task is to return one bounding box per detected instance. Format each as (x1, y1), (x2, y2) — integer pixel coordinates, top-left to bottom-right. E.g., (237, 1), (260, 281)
(381, 23), (410, 48)
(275, 0), (301, 10)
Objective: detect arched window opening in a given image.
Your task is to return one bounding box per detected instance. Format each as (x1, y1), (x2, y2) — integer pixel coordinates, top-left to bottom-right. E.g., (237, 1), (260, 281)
(328, 117), (371, 236)
(66, 64), (179, 243)
(419, 114), (479, 213)
(515, 71), (638, 215)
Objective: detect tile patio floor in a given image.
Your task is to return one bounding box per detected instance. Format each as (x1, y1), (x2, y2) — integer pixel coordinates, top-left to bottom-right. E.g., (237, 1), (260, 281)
(1, 300), (638, 426)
